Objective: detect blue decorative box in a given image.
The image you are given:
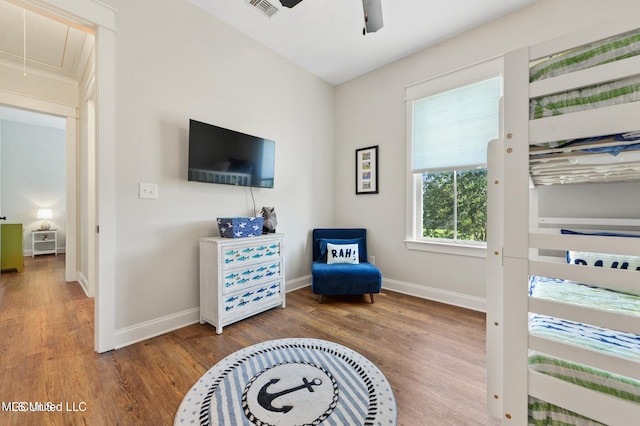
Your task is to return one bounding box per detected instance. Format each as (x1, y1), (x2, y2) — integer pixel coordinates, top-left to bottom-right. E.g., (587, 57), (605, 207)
(217, 217), (264, 238)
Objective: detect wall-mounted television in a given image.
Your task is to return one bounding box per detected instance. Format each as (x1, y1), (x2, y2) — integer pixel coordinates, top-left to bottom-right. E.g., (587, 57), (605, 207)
(188, 119), (275, 189)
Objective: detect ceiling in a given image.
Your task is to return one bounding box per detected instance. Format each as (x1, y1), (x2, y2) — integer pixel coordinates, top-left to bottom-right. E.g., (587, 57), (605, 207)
(0, 0), (537, 89)
(192, 0), (538, 85)
(0, 0), (94, 85)
(0, 0), (94, 124)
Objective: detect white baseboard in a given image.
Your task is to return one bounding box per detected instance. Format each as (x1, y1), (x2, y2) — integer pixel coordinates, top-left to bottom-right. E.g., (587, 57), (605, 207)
(112, 276), (311, 350)
(284, 275), (487, 312)
(381, 278), (487, 312)
(114, 308), (200, 349)
(286, 275), (311, 293)
(77, 271), (89, 296)
(112, 276), (486, 349)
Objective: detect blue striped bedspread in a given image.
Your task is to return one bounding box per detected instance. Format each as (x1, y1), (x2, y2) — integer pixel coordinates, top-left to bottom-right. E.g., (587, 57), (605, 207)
(527, 276), (640, 425)
(528, 275), (640, 360)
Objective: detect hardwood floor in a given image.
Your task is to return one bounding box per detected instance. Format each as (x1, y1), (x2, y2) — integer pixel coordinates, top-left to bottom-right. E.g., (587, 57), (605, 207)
(0, 255), (500, 425)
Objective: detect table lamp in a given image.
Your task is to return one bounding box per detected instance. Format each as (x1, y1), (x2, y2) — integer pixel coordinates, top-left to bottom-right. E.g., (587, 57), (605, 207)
(37, 208), (52, 230)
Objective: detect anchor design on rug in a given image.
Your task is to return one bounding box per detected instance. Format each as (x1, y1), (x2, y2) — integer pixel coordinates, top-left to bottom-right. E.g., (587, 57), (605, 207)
(257, 377), (322, 413)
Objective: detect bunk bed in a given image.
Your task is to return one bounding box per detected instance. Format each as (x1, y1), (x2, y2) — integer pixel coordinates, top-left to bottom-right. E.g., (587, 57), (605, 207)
(487, 21), (640, 426)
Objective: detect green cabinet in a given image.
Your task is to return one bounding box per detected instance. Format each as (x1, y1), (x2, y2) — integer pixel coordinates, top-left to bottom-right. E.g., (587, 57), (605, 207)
(1, 223), (24, 272)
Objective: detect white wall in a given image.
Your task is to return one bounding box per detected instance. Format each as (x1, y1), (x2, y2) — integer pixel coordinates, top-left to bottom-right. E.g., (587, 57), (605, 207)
(334, 0), (640, 307)
(106, 0), (335, 333)
(0, 119), (67, 251)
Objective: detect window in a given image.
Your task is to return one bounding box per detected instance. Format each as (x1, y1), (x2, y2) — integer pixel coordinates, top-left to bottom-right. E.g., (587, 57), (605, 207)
(405, 59), (502, 255)
(421, 169), (488, 242)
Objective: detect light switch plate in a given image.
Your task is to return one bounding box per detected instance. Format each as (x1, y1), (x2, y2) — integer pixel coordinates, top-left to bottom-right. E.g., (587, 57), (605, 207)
(139, 182), (158, 199)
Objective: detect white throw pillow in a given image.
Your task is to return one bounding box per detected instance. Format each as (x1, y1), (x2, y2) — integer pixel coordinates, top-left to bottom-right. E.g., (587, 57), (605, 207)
(326, 243), (359, 265)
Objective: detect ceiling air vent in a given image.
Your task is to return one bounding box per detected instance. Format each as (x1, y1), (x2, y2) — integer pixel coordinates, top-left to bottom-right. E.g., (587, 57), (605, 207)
(247, 0), (279, 18)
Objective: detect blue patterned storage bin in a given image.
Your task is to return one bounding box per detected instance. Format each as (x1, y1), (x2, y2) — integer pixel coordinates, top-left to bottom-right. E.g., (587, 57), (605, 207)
(217, 217), (264, 238)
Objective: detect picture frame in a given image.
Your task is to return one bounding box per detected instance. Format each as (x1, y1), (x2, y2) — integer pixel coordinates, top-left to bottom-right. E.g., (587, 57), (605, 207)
(355, 145), (379, 194)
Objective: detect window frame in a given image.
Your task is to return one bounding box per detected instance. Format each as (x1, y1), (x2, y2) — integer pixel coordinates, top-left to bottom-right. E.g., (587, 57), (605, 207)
(405, 57), (503, 257)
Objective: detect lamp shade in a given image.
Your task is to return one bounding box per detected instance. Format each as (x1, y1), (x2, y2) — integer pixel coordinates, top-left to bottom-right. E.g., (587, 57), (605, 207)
(37, 209), (52, 219)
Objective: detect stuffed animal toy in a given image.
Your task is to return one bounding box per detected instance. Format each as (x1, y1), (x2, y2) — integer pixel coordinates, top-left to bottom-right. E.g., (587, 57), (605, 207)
(261, 207), (277, 234)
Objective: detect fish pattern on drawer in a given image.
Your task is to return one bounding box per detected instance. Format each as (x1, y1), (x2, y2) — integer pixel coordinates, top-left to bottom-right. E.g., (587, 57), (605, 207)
(223, 282), (281, 313)
(223, 262), (282, 292)
(223, 242), (281, 267)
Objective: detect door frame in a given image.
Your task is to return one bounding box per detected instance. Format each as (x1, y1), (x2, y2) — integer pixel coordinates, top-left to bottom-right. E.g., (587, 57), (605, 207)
(19, 0), (118, 353)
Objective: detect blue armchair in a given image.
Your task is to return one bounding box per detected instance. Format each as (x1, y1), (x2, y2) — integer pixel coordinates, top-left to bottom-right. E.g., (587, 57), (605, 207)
(311, 228), (382, 303)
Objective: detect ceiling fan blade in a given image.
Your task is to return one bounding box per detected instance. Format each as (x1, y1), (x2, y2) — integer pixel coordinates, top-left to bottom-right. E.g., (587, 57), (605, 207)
(363, 0), (383, 34)
(279, 0), (304, 7)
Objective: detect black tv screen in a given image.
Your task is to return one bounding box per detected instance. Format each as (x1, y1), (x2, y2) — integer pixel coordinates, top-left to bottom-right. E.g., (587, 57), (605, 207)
(188, 119), (275, 188)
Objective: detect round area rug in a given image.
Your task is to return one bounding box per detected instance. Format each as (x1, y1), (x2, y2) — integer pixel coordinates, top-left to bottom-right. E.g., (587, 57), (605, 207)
(175, 338), (397, 425)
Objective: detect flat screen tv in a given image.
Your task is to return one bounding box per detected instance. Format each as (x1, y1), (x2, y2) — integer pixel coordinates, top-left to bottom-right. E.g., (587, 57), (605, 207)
(188, 119), (275, 188)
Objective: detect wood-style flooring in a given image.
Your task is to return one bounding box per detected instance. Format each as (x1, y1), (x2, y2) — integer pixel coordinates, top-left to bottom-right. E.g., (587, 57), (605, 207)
(0, 254), (500, 425)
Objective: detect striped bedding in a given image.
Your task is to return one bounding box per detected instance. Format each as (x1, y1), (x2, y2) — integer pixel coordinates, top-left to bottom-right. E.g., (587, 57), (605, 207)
(528, 352), (640, 426)
(529, 76), (640, 120)
(528, 275), (640, 318)
(527, 276), (640, 425)
(529, 28), (640, 120)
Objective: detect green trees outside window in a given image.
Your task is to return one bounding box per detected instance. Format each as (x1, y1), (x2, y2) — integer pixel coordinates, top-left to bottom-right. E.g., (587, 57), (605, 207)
(422, 168), (487, 242)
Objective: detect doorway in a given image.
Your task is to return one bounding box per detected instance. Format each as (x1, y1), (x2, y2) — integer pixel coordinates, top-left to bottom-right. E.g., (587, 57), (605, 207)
(0, 105), (67, 273)
(0, 0), (117, 353)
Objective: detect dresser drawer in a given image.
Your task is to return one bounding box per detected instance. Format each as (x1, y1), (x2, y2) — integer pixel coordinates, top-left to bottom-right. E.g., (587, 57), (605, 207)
(223, 281), (282, 315)
(222, 260), (282, 294)
(221, 240), (282, 268)
(200, 234), (285, 334)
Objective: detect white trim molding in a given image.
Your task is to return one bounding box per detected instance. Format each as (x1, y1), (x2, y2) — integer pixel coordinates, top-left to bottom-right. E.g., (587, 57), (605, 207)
(114, 276), (312, 348)
(77, 271), (90, 297)
(114, 308), (200, 349)
(382, 278), (487, 312)
(286, 275), (312, 293)
(405, 239), (487, 258)
(285, 275), (487, 312)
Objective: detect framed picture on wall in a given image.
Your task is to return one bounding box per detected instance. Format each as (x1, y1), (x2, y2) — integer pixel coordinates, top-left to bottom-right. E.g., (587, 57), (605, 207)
(355, 145), (379, 195)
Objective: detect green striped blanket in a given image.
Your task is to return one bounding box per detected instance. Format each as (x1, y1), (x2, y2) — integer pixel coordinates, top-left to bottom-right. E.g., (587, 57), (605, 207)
(528, 353), (640, 426)
(530, 29), (640, 82)
(530, 76), (640, 120)
(529, 28), (640, 120)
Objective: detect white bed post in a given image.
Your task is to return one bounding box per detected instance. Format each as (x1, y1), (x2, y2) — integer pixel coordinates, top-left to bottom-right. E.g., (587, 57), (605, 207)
(501, 46), (531, 425)
(486, 137), (504, 418)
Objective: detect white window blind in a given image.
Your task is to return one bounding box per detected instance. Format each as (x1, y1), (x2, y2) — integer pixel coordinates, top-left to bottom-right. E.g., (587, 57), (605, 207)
(412, 77), (501, 173)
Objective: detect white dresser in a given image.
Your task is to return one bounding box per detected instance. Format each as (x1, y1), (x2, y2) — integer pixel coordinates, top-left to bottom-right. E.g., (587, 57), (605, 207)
(199, 234), (285, 334)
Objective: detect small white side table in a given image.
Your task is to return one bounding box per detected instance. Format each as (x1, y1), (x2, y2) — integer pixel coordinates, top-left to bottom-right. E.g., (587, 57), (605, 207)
(32, 230), (58, 257)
